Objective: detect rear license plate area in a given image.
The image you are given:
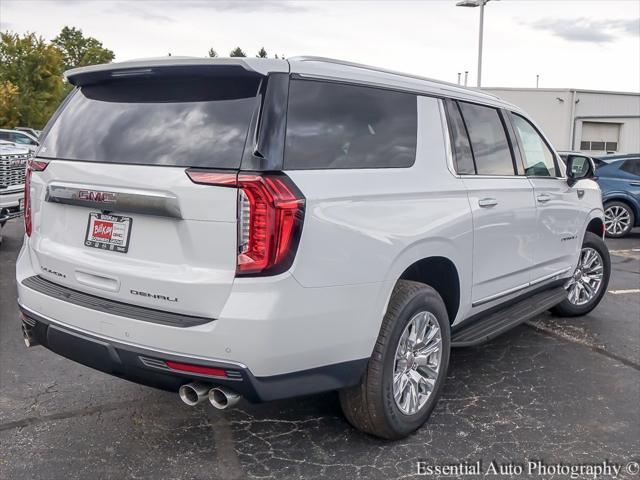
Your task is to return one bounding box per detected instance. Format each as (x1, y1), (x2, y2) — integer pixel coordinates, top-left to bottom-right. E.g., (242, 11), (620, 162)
(85, 213), (132, 253)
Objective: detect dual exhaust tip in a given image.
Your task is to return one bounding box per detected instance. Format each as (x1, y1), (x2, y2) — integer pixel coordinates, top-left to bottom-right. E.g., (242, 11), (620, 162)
(178, 382), (241, 410)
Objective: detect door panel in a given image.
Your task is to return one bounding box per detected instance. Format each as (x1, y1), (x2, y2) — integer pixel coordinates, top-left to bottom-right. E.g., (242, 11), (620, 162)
(463, 177), (537, 305)
(528, 177), (584, 281)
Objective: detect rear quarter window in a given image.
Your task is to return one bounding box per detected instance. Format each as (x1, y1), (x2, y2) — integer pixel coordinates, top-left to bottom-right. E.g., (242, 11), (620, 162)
(284, 79), (417, 170)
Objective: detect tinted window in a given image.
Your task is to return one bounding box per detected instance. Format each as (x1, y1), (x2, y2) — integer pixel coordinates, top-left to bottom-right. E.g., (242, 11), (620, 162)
(620, 159), (640, 176)
(445, 100), (475, 174)
(13, 132), (36, 145)
(458, 102), (514, 175)
(511, 114), (557, 177)
(39, 76), (260, 168)
(285, 80), (417, 169)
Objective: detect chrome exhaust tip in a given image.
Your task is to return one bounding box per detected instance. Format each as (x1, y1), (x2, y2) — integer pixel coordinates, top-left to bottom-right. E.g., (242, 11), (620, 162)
(178, 382), (210, 406)
(208, 386), (241, 410)
(21, 322), (39, 348)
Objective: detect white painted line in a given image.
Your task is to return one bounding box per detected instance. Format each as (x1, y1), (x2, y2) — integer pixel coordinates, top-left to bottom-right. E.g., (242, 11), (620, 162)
(608, 289), (640, 295)
(609, 248), (640, 253)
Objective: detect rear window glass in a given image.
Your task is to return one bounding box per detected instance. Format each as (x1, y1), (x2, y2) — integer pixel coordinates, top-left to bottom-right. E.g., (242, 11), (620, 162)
(284, 79), (417, 170)
(39, 76), (260, 168)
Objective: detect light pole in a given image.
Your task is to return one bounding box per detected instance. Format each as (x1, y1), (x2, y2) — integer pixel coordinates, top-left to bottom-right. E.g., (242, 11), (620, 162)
(456, 0), (493, 88)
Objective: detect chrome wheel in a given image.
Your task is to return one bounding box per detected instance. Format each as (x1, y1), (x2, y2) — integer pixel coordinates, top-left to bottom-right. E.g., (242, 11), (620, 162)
(393, 311), (442, 416)
(565, 247), (604, 306)
(604, 205), (631, 236)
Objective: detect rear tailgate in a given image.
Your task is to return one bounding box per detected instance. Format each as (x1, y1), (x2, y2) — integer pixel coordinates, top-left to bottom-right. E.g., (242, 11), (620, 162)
(29, 161), (237, 318)
(27, 65), (268, 319)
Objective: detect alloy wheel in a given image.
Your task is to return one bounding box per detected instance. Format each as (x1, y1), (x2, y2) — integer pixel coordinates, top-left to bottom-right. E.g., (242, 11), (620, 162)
(393, 311), (442, 416)
(565, 247), (604, 306)
(604, 205), (631, 236)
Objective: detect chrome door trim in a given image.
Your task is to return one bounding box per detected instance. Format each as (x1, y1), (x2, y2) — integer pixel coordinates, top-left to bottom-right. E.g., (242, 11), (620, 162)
(45, 183), (182, 219)
(472, 267), (572, 307)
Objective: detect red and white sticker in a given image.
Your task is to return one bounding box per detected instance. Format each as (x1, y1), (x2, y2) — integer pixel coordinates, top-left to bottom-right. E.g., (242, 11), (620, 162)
(85, 213), (132, 253)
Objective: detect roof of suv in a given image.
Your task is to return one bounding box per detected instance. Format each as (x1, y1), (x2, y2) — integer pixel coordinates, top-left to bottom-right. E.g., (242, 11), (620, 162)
(65, 56), (519, 112)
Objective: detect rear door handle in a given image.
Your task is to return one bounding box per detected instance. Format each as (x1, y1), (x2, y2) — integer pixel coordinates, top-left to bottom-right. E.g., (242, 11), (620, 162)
(536, 194), (551, 203)
(630, 182), (640, 187)
(478, 198), (498, 207)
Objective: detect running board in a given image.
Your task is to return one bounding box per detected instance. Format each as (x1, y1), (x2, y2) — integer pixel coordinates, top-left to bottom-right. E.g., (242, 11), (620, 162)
(451, 286), (567, 347)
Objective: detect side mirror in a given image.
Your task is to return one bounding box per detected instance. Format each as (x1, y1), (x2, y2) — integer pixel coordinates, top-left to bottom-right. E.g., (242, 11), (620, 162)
(566, 155), (596, 186)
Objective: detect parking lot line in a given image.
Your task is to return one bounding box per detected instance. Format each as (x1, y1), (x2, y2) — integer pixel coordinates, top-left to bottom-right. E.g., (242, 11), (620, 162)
(608, 289), (640, 295)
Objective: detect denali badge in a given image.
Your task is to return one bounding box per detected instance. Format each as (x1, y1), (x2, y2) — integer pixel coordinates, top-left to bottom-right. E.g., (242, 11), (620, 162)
(41, 266), (66, 278)
(130, 289), (178, 303)
(77, 190), (117, 203)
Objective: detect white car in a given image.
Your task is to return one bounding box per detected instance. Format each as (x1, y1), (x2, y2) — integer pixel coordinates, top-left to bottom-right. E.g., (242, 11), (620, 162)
(0, 129), (39, 153)
(0, 141), (29, 245)
(16, 57), (609, 439)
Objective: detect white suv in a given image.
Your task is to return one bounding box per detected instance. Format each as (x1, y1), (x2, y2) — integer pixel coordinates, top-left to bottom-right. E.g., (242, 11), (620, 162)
(16, 57), (610, 439)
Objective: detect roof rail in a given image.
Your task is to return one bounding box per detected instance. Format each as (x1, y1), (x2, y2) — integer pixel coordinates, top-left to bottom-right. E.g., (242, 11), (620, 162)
(288, 56), (500, 99)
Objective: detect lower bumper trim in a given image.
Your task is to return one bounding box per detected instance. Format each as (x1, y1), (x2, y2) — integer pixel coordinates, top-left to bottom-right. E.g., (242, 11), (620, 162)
(19, 305), (369, 402)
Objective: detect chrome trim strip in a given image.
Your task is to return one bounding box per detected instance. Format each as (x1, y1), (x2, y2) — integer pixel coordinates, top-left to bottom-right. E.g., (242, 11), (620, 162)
(17, 302), (248, 369)
(472, 267), (572, 307)
(529, 266), (572, 286)
(45, 183), (182, 219)
(473, 282), (530, 307)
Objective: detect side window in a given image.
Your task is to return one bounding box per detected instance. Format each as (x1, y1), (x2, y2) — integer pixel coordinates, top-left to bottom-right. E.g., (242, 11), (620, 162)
(12, 133), (33, 145)
(284, 80), (417, 169)
(444, 100), (475, 174)
(458, 102), (515, 175)
(0, 132), (10, 141)
(620, 159), (640, 176)
(511, 114), (557, 177)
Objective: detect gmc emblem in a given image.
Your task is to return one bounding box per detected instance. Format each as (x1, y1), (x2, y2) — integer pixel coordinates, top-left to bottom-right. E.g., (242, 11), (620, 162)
(77, 190), (117, 203)
(9, 158), (26, 167)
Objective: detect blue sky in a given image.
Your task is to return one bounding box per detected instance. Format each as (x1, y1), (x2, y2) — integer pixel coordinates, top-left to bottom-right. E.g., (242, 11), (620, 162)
(1, 0), (639, 91)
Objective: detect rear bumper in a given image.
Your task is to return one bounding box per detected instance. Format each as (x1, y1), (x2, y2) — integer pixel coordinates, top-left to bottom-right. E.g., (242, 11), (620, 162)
(19, 304), (368, 402)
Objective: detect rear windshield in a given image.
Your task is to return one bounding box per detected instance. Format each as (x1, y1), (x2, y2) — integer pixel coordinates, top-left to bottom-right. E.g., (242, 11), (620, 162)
(39, 75), (260, 168)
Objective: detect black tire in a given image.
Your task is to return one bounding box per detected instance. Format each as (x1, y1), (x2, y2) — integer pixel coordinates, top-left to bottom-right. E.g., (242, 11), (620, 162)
(551, 232), (611, 317)
(604, 201), (635, 238)
(339, 280), (450, 440)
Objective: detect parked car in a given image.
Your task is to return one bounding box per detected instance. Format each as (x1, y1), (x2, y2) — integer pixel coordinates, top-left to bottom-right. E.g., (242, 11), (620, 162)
(14, 127), (41, 139)
(0, 141), (29, 245)
(560, 152), (640, 237)
(0, 129), (39, 153)
(17, 57), (610, 439)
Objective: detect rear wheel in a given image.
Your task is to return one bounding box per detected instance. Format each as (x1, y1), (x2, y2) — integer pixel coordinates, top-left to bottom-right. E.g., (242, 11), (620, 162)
(552, 232), (610, 317)
(604, 201), (634, 238)
(339, 280), (450, 439)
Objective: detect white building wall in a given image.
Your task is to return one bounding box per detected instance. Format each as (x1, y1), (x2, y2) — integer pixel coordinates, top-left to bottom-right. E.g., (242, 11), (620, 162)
(483, 88), (640, 154)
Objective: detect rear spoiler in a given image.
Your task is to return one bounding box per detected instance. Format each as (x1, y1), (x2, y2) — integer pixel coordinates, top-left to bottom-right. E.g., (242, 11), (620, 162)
(65, 57), (290, 87)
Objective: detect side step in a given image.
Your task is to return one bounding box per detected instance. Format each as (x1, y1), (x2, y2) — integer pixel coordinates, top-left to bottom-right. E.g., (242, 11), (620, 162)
(451, 286), (567, 347)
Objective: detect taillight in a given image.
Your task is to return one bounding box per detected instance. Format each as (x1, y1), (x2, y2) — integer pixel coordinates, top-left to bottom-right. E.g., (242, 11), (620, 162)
(24, 159), (48, 237)
(186, 170), (305, 276)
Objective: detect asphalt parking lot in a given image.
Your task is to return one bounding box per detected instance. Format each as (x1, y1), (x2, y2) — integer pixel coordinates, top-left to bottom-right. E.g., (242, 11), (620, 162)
(1, 219), (638, 480)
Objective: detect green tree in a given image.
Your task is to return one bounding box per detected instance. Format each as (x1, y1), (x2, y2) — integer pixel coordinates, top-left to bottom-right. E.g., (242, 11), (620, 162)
(0, 80), (21, 128)
(256, 47), (268, 58)
(0, 32), (65, 129)
(52, 26), (114, 71)
(229, 47), (246, 57)
(208, 48), (218, 58)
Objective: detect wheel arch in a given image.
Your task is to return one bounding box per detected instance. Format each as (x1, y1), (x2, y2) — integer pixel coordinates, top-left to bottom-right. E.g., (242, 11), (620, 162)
(396, 256), (461, 325)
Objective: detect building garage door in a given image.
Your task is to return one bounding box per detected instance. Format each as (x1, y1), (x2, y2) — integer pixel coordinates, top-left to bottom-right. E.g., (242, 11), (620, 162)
(580, 122), (620, 153)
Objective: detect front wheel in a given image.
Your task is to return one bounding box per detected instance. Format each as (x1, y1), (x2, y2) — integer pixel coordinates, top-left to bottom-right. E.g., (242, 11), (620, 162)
(552, 232), (611, 317)
(339, 280), (450, 439)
